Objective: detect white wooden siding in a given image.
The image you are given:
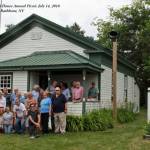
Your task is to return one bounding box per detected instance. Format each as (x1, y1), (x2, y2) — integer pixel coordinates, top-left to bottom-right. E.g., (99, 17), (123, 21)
(100, 65), (140, 110)
(117, 72), (124, 104)
(127, 76), (134, 102)
(134, 82), (140, 112)
(13, 71), (28, 93)
(101, 65), (125, 103)
(67, 101), (112, 116)
(101, 65), (112, 102)
(0, 26), (89, 62)
(86, 102), (100, 112)
(67, 102), (82, 116)
(86, 101), (111, 112)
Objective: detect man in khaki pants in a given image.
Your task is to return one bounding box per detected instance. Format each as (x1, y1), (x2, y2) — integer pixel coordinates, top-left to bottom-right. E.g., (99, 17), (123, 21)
(54, 112), (66, 133)
(52, 85), (67, 134)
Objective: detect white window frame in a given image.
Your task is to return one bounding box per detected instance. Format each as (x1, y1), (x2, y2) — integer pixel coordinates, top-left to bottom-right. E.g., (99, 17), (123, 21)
(0, 74), (12, 91)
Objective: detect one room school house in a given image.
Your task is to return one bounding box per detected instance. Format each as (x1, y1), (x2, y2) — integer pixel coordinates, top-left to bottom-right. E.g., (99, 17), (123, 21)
(0, 14), (140, 115)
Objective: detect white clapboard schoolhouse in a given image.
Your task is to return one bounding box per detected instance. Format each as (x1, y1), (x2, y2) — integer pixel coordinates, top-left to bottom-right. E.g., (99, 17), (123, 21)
(0, 14), (140, 115)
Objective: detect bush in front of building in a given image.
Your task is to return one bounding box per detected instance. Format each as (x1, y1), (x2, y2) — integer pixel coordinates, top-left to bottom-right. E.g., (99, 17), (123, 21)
(66, 109), (114, 132)
(83, 109), (113, 131)
(66, 103), (137, 132)
(144, 123), (150, 135)
(117, 108), (136, 123)
(117, 102), (136, 123)
(66, 116), (83, 132)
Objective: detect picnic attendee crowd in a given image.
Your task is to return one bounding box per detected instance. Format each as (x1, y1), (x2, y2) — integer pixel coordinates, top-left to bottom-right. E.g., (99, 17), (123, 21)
(0, 80), (98, 139)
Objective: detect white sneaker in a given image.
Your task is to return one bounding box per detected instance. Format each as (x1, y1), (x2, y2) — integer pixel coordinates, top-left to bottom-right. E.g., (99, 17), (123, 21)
(60, 131), (65, 135)
(30, 136), (35, 139)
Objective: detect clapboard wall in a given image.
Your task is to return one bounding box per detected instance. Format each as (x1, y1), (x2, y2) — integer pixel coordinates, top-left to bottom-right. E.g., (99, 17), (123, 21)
(0, 26), (89, 62)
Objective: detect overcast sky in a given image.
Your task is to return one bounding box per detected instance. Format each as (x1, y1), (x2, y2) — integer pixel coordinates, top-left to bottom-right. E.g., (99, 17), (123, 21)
(0, 0), (132, 38)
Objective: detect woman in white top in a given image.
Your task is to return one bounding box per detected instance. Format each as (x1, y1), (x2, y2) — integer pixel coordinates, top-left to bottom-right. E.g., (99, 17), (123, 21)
(2, 107), (13, 134)
(0, 91), (6, 115)
(0, 90), (6, 130)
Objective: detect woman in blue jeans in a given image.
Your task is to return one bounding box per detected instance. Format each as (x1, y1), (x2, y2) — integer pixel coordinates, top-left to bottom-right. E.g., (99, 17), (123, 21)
(2, 107), (13, 134)
(13, 99), (26, 134)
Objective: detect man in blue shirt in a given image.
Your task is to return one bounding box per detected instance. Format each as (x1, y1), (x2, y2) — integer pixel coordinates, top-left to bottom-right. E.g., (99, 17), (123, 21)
(10, 88), (19, 109)
(52, 85), (67, 134)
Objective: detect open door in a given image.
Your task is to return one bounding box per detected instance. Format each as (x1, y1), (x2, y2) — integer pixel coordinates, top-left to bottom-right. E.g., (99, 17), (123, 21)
(39, 71), (48, 90)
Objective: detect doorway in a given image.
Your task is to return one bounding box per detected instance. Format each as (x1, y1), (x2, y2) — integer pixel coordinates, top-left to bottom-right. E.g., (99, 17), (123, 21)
(39, 71), (48, 90)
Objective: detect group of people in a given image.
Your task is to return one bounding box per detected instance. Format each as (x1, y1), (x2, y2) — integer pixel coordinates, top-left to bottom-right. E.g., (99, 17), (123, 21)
(48, 80), (98, 102)
(0, 80), (98, 139)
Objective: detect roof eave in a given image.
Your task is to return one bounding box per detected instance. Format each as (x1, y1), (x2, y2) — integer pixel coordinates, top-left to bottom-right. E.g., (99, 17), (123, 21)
(0, 64), (104, 72)
(85, 49), (136, 71)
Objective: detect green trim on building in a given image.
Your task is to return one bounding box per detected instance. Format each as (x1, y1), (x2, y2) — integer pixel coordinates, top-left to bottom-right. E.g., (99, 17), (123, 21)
(85, 49), (136, 70)
(89, 53), (135, 77)
(0, 50), (103, 72)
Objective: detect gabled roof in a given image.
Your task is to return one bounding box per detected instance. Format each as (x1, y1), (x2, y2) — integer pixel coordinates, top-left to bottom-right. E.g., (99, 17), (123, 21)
(0, 14), (135, 70)
(0, 50), (103, 72)
(0, 14), (105, 51)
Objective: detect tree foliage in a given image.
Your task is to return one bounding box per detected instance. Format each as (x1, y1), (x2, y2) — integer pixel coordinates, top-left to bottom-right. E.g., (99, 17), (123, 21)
(66, 22), (85, 36)
(66, 22), (94, 41)
(93, 0), (150, 104)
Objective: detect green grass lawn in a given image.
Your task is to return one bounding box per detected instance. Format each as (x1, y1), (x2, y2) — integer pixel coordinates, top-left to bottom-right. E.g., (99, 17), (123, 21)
(0, 109), (150, 150)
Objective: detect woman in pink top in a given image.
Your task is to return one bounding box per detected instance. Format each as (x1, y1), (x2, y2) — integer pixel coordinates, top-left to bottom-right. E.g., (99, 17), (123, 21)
(72, 81), (84, 102)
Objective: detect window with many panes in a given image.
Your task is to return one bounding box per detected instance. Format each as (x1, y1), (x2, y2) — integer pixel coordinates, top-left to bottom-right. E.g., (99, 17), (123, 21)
(0, 75), (12, 92)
